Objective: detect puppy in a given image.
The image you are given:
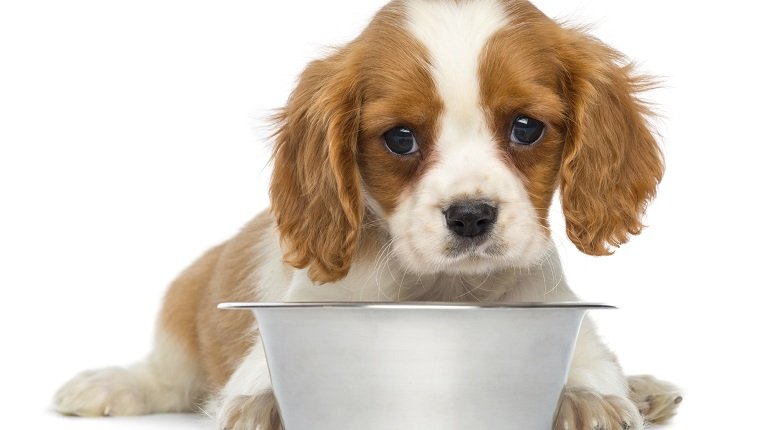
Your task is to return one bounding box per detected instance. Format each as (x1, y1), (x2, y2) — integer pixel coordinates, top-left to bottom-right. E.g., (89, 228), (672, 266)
(54, 1), (682, 429)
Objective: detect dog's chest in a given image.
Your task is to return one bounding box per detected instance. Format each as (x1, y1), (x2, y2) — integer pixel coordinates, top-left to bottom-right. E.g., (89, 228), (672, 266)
(278, 250), (571, 304)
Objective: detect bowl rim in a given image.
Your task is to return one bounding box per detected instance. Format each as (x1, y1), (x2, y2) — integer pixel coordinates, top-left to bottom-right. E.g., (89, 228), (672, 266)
(218, 302), (616, 310)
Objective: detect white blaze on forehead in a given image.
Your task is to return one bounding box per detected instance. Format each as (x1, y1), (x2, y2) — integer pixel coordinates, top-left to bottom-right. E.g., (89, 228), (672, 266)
(405, 0), (508, 125)
(405, 0), (513, 203)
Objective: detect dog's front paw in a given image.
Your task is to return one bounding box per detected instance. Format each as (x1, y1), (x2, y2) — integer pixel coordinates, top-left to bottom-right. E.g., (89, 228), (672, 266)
(218, 390), (282, 430)
(54, 367), (150, 417)
(554, 390), (643, 430)
(628, 375), (682, 424)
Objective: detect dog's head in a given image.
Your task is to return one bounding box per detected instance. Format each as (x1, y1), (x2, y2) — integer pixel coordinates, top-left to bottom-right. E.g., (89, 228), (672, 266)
(270, 0), (663, 284)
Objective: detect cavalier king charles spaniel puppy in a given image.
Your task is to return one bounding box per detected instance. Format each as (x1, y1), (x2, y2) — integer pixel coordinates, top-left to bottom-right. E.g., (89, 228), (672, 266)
(55, 0), (682, 429)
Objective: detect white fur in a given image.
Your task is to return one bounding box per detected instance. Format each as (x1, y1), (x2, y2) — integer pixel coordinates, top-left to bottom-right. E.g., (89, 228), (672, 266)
(568, 319), (629, 397)
(406, 0), (508, 114)
(251, 222), (294, 302)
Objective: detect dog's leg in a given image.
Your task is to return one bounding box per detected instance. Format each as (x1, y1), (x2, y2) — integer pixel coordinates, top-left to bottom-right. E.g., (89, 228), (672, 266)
(212, 341), (283, 430)
(54, 328), (203, 416)
(554, 319), (643, 430)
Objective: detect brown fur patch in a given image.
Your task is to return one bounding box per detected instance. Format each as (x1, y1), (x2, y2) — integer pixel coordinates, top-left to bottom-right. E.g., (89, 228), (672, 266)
(159, 244), (224, 361)
(357, 6), (443, 216)
(479, 10), (568, 228)
(555, 28), (664, 256)
(269, 43), (362, 285)
(269, 53), (363, 284)
(159, 213), (273, 392)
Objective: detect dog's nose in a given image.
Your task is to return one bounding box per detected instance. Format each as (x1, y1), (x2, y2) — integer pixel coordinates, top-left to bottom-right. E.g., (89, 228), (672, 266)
(444, 202), (498, 238)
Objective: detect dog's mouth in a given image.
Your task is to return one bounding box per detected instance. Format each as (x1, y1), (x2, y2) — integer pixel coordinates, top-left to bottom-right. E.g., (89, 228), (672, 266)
(443, 236), (505, 260)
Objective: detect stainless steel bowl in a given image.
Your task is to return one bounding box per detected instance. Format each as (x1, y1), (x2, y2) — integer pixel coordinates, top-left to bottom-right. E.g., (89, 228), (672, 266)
(218, 302), (612, 430)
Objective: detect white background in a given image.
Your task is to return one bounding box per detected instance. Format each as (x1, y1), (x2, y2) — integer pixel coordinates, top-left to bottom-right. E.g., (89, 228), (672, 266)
(1, 0), (758, 429)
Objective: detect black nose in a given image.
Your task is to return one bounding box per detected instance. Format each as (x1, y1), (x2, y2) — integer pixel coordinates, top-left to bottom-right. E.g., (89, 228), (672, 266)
(444, 202), (498, 238)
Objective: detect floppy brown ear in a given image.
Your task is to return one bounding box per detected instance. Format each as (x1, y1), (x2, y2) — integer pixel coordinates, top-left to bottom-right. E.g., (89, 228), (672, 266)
(270, 49), (363, 284)
(558, 28), (664, 256)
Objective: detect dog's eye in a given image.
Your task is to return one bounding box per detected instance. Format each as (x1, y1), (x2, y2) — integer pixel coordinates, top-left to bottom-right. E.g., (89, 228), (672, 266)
(383, 127), (419, 155)
(510, 116), (545, 146)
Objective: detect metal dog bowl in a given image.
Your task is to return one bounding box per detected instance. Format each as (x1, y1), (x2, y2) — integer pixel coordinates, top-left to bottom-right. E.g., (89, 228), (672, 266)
(218, 302), (612, 430)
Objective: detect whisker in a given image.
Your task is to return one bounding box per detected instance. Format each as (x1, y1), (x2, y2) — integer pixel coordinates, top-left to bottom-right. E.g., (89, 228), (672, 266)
(359, 237), (396, 301)
(196, 404), (213, 419)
